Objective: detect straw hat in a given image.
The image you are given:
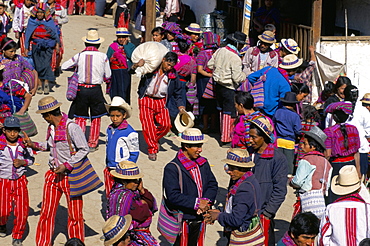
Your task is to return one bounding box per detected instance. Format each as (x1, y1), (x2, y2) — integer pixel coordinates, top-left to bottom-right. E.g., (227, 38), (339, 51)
(280, 92), (299, 104)
(102, 215), (132, 246)
(222, 148), (255, 168)
(281, 38), (300, 54)
(185, 23), (202, 34)
(116, 27), (131, 36)
(249, 117), (273, 142)
(258, 31), (276, 44)
(227, 31), (247, 44)
(82, 29), (105, 44)
(331, 165), (361, 195)
(360, 93), (370, 104)
(36, 96), (63, 114)
(0, 1), (6, 7)
(110, 161), (144, 180)
(304, 126), (327, 149)
(174, 111), (195, 133)
(177, 128), (207, 144)
(279, 54), (303, 70)
(105, 96), (132, 119)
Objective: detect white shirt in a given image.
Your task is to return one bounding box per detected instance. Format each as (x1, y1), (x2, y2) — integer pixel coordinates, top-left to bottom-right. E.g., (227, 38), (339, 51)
(61, 50), (111, 85)
(13, 4), (33, 32)
(145, 73), (169, 98)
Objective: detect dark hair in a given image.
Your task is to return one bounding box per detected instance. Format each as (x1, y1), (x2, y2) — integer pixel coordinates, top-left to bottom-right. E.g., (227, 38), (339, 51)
(84, 43), (100, 49)
(151, 26), (164, 35)
(177, 39), (190, 53)
(43, 107), (62, 117)
(228, 164), (251, 173)
(334, 76), (351, 95)
(321, 81), (334, 101)
(163, 52), (178, 64)
(235, 91), (254, 110)
(181, 142), (203, 151)
(360, 238), (370, 246)
(289, 212), (320, 238)
(65, 238), (85, 246)
(249, 123), (271, 143)
(302, 105), (320, 122)
(362, 102), (370, 107)
(264, 24), (276, 32)
(305, 135), (325, 153)
(108, 107), (126, 115)
(332, 110), (349, 148)
(112, 232), (131, 246)
(291, 83), (310, 95)
(1, 37), (17, 51)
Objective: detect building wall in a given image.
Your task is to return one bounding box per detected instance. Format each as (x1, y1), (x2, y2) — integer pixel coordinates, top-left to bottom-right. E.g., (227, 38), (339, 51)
(182, 0), (216, 23)
(319, 40), (370, 98)
(335, 0), (370, 35)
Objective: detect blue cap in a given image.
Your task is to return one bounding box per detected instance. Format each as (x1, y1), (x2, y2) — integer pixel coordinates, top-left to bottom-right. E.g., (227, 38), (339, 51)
(4, 116), (21, 128)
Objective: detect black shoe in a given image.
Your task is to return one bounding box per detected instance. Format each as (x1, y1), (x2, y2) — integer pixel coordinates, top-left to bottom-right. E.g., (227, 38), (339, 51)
(0, 224), (6, 237)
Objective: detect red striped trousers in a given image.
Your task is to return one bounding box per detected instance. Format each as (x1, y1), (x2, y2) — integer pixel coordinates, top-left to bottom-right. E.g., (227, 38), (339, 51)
(139, 96), (171, 154)
(75, 117), (101, 148)
(36, 170), (84, 246)
(0, 175), (29, 239)
(220, 112), (235, 143)
(85, 0), (95, 15)
(103, 167), (114, 198)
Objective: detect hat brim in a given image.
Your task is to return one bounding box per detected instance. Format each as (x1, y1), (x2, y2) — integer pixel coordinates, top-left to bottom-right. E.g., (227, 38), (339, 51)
(258, 34), (276, 44)
(104, 215), (132, 246)
(304, 131), (326, 149)
(250, 121), (272, 142)
(176, 136), (208, 144)
(330, 175), (361, 196)
(222, 159), (255, 168)
(82, 36), (105, 44)
(280, 98), (299, 104)
(185, 27), (202, 34)
(227, 34), (247, 44)
(279, 59), (303, 70)
(360, 99), (370, 104)
(174, 112), (195, 133)
(105, 104), (132, 119)
(36, 102), (63, 114)
(281, 39), (300, 55)
(110, 169), (144, 180)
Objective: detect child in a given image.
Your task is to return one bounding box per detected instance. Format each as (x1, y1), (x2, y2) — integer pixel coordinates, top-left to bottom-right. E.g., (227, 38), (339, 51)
(162, 21), (182, 53)
(0, 2), (12, 44)
(291, 82), (310, 116)
(104, 96), (139, 197)
(0, 116), (34, 245)
(273, 92), (302, 175)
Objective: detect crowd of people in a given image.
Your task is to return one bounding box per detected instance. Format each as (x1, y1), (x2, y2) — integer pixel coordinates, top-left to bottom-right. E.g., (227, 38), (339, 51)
(0, 0), (369, 246)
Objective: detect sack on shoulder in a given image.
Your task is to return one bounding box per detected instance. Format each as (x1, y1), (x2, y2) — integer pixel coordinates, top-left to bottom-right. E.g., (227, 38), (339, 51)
(13, 111), (38, 137)
(229, 216), (265, 246)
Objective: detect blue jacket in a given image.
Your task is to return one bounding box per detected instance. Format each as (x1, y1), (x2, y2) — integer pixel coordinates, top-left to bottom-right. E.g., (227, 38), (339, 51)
(251, 148), (288, 218)
(163, 155), (218, 220)
(273, 106), (301, 142)
(248, 67), (291, 116)
(137, 71), (185, 109)
(218, 175), (262, 232)
(106, 123), (139, 168)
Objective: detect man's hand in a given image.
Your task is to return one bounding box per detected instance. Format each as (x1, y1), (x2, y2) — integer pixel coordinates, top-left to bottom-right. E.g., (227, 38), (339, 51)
(197, 199), (210, 214)
(206, 209), (220, 223)
(178, 106), (186, 112)
(54, 164), (67, 174)
(13, 159), (26, 168)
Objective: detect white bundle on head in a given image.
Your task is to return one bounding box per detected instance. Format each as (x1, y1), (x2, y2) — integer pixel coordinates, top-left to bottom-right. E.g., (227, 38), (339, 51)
(131, 42), (169, 77)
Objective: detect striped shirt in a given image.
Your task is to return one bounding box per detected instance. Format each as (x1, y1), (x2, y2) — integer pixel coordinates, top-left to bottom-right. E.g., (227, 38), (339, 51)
(324, 123), (360, 157)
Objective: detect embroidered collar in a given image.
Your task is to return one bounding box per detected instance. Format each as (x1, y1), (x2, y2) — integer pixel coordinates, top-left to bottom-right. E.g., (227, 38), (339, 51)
(82, 46), (100, 52)
(228, 171), (253, 197)
(177, 149), (206, 170)
(334, 193), (364, 203)
(225, 44), (240, 56)
(46, 113), (68, 141)
(0, 134), (24, 151)
(280, 231), (297, 246)
(152, 67), (176, 80)
(250, 143), (275, 158)
(108, 120), (128, 130)
(277, 67), (291, 84)
(302, 151), (325, 158)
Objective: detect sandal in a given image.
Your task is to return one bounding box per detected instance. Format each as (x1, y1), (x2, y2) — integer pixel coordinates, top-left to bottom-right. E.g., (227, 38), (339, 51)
(36, 86), (43, 94)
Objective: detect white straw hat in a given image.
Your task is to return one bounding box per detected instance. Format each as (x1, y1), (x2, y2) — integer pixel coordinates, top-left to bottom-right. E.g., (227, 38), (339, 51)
(82, 29), (105, 44)
(279, 54), (303, 70)
(105, 96), (132, 119)
(177, 128), (207, 144)
(331, 165), (361, 196)
(174, 111), (195, 133)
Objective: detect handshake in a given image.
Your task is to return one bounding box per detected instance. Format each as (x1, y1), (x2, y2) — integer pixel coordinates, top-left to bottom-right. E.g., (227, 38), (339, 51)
(197, 198), (221, 225)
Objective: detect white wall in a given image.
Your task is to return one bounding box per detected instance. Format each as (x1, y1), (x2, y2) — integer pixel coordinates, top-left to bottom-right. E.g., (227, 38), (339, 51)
(319, 40), (370, 98)
(182, 0), (217, 23)
(335, 0), (370, 35)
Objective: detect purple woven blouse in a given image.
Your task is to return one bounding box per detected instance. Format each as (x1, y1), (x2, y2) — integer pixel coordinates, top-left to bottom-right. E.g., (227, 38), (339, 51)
(323, 123), (360, 157)
(0, 55), (33, 84)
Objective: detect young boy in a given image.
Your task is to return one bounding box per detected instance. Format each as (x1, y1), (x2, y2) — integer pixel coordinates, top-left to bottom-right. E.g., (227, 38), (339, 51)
(273, 91), (302, 175)
(0, 116), (34, 246)
(104, 96), (139, 197)
(0, 2), (12, 44)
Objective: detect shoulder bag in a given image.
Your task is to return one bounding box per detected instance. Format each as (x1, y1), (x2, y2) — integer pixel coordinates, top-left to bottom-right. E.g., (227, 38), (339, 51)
(66, 53), (80, 101)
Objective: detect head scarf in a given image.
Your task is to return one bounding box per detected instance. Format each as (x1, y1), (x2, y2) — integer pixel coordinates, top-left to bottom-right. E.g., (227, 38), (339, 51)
(30, 3), (52, 21)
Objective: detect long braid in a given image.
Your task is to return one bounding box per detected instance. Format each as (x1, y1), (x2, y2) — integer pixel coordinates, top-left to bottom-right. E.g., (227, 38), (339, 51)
(339, 123), (348, 149)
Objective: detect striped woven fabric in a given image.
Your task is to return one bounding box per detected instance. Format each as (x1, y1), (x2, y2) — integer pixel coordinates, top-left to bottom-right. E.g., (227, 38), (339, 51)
(202, 78), (215, 99)
(250, 67), (272, 107)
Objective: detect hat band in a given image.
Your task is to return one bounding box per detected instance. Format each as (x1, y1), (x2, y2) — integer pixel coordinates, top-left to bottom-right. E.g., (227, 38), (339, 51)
(86, 38), (100, 42)
(362, 98), (370, 102)
(115, 166), (140, 176)
(187, 26), (201, 32)
(116, 31), (130, 35)
(226, 152), (252, 163)
(251, 119), (272, 136)
(181, 134), (205, 142)
(336, 180), (360, 187)
(281, 59), (300, 66)
(104, 217), (126, 240)
(284, 40), (298, 52)
(38, 100), (59, 111)
(261, 33), (275, 42)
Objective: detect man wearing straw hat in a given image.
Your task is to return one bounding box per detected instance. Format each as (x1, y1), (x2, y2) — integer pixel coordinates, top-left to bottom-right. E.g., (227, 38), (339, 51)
(242, 30), (278, 76)
(162, 128), (218, 245)
(319, 165), (370, 245)
(62, 28), (111, 153)
(102, 215), (132, 246)
(25, 96), (89, 245)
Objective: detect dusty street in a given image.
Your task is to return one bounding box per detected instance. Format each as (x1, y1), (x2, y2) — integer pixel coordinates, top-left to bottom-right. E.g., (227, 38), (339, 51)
(0, 15), (295, 245)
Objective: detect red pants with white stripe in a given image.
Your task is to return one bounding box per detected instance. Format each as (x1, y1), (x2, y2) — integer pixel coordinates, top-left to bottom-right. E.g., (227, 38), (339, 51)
(103, 167), (114, 198)
(0, 175), (29, 239)
(220, 112), (235, 143)
(85, 0), (95, 15)
(75, 117), (101, 148)
(139, 96), (171, 154)
(36, 170), (84, 246)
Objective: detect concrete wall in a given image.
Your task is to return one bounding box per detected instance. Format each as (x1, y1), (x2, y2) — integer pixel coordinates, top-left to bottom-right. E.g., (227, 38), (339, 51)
(182, 0), (217, 22)
(318, 40), (370, 98)
(335, 0), (370, 35)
